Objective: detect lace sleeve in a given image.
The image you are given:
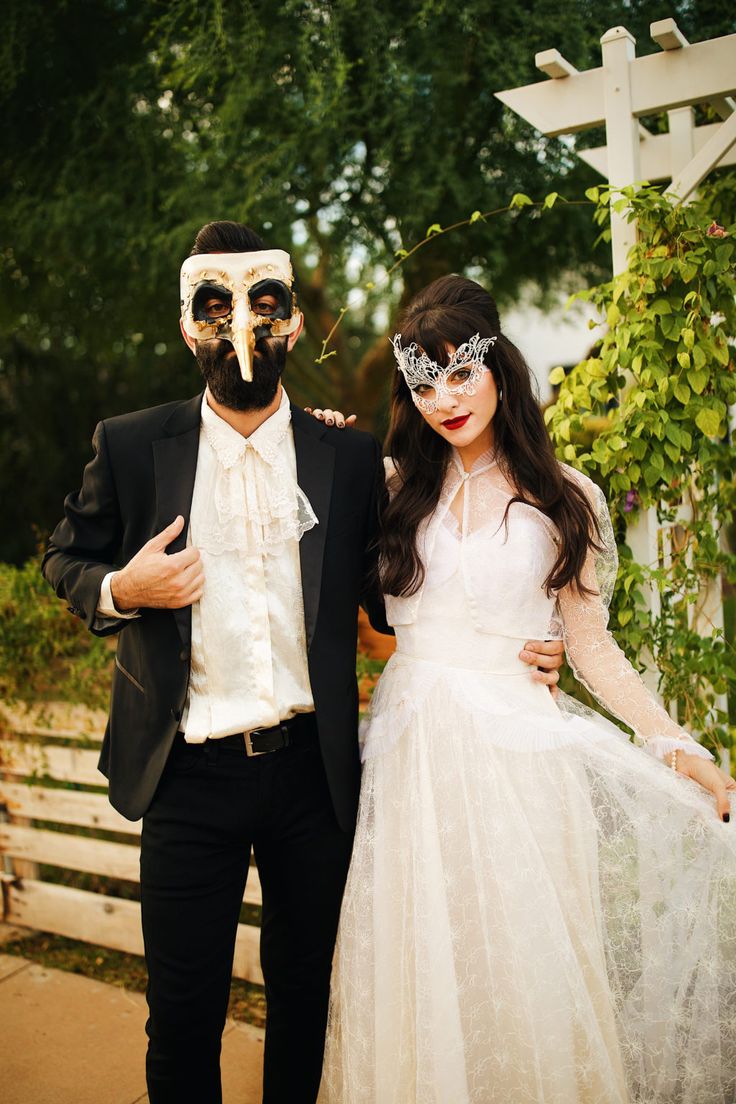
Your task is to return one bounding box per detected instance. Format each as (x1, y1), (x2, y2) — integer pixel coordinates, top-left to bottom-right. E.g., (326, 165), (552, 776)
(557, 470), (713, 763)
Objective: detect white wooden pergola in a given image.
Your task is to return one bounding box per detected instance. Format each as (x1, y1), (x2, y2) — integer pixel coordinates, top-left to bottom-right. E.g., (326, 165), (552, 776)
(496, 19), (736, 734)
(496, 18), (736, 273)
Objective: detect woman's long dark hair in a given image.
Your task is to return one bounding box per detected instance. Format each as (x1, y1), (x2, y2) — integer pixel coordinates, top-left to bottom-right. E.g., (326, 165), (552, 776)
(381, 275), (601, 598)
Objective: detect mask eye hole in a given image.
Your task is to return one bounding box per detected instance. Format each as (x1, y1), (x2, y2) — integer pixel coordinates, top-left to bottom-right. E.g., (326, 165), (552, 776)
(446, 366), (473, 391)
(249, 279), (292, 321)
(192, 284), (232, 323)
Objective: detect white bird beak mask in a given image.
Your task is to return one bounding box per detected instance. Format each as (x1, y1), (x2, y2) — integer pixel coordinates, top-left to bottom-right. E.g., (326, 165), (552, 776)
(180, 249), (301, 382)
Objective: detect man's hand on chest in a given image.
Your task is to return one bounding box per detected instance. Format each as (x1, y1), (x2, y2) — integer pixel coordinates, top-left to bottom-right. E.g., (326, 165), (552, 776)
(111, 515), (204, 611)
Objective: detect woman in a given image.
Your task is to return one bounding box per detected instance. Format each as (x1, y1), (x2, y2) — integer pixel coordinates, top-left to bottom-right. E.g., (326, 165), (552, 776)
(318, 276), (736, 1103)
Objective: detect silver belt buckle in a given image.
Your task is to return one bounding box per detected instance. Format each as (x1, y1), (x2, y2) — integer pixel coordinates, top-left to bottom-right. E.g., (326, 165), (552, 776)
(244, 729), (269, 757)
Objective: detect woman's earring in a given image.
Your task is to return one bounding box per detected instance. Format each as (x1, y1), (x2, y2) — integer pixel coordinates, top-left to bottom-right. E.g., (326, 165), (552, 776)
(498, 386), (503, 403)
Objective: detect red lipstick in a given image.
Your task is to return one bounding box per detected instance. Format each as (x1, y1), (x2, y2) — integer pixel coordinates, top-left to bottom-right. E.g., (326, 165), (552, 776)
(441, 414), (470, 430)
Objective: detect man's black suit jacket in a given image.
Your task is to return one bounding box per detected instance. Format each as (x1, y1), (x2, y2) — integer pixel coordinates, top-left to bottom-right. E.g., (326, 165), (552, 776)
(42, 393), (389, 832)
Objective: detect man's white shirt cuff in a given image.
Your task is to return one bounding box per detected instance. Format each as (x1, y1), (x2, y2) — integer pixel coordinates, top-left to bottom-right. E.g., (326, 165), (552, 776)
(98, 572), (140, 619)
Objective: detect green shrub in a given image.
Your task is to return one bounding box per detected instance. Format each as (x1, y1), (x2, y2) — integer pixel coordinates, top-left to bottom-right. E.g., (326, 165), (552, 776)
(0, 558), (112, 708)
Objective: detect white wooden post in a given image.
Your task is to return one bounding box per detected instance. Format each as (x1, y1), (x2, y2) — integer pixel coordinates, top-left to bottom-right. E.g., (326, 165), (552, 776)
(600, 27), (640, 274)
(600, 25), (660, 694)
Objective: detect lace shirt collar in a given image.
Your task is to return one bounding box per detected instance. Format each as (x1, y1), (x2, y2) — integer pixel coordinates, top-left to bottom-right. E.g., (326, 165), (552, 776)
(201, 386), (292, 471)
(196, 387), (317, 554)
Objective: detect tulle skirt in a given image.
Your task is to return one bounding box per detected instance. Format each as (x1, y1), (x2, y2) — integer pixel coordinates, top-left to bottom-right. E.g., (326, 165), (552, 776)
(319, 653), (736, 1104)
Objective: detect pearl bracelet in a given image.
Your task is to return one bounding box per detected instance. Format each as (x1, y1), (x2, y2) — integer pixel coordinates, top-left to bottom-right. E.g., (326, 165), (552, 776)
(670, 748), (679, 772)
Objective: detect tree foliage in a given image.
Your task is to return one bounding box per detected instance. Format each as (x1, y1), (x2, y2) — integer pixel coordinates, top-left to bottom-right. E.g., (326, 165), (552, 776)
(2, 0), (734, 560)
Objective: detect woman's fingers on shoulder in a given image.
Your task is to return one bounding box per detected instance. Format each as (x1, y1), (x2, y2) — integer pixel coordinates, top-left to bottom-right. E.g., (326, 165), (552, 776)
(304, 406), (357, 429)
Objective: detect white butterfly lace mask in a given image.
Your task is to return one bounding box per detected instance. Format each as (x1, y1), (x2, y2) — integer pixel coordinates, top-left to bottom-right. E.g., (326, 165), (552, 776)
(391, 332), (497, 414)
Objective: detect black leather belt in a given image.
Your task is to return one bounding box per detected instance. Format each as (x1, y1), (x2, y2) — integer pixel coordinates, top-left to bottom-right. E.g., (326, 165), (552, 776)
(179, 713), (316, 757)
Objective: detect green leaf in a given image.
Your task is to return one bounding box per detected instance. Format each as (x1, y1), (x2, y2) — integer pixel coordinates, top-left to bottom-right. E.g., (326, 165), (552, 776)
(713, 341), (730, 366)
(394, 248), (408, 259)
(687, 368), (708, 395)
(664, 422), (681, 445)
(585, 186), (600, 203)
(469, 210), (482, 224)
(651, 298), (672, 315)
(677, 351), (690, 371)
(682, 328), (694, 350)
(548, 366), (566, 385)
(509, 193), (533, 209)
(618, 609), (633, 626)
(425, 223), (442, 237)
(543, 191), (559, 209)
(674, 382), (691, 405)
(692, 344), (706, 369)
(695, 408), (722, 437)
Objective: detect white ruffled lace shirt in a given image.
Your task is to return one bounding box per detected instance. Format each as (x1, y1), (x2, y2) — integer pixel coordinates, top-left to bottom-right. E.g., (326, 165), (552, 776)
(178, 387), (317, 741)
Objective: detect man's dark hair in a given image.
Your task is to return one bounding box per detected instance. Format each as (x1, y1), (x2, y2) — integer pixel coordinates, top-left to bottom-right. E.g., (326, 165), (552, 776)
(190, 221), (266, 255)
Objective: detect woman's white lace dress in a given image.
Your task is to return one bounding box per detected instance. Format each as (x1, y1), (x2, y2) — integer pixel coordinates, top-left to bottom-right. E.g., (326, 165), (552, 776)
(318, 450), (736, 1104)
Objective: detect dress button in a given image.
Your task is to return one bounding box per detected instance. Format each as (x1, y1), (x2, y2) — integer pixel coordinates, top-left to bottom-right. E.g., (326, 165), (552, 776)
(179, 649), (189, 662)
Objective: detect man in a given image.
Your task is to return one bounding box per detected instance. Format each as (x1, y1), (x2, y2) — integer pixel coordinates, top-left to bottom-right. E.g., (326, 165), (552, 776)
(43, 221), (564, 1103)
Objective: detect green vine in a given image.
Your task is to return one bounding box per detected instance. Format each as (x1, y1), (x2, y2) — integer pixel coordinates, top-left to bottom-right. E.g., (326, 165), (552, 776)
(314, 192), (589, 364)
(544, 182), (736, 755)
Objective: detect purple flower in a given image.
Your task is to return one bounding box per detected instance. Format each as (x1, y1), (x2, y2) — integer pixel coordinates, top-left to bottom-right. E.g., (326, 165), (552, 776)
(624, 489), (639, 513)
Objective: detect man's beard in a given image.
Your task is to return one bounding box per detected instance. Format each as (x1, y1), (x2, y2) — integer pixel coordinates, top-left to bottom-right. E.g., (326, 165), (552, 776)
(195, 335), (287, 411)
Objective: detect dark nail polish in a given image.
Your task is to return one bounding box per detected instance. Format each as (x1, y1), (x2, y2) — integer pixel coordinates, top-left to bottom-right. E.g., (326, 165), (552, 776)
(723, 813), (730, 823)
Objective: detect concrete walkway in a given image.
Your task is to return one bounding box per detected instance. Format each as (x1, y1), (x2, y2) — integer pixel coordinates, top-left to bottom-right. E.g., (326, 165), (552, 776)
(0, 941), (264, 1103)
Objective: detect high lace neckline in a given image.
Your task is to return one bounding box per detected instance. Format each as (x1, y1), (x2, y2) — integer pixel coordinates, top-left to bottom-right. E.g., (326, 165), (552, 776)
(450, 445), (498, 478)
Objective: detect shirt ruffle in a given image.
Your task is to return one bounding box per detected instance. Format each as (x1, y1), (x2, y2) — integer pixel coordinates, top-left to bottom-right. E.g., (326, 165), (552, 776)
(199, 389), (318, 555)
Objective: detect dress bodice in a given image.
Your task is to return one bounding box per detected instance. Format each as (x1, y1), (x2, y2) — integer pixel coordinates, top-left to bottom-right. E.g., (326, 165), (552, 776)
(394, 521), (554, 676)
(384, 451), (562, 641)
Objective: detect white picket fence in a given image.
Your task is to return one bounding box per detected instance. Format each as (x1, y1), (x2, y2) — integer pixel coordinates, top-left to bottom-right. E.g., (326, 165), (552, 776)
(0, 701), (264, 984)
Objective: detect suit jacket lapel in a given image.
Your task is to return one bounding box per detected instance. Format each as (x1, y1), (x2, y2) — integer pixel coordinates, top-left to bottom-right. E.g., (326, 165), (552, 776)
(291, 405), (334, 650)
(152, 392), (203, 648)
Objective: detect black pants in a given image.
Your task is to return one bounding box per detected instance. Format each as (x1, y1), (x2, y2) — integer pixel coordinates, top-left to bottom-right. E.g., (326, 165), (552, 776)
(140, 717), (354, 1104)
